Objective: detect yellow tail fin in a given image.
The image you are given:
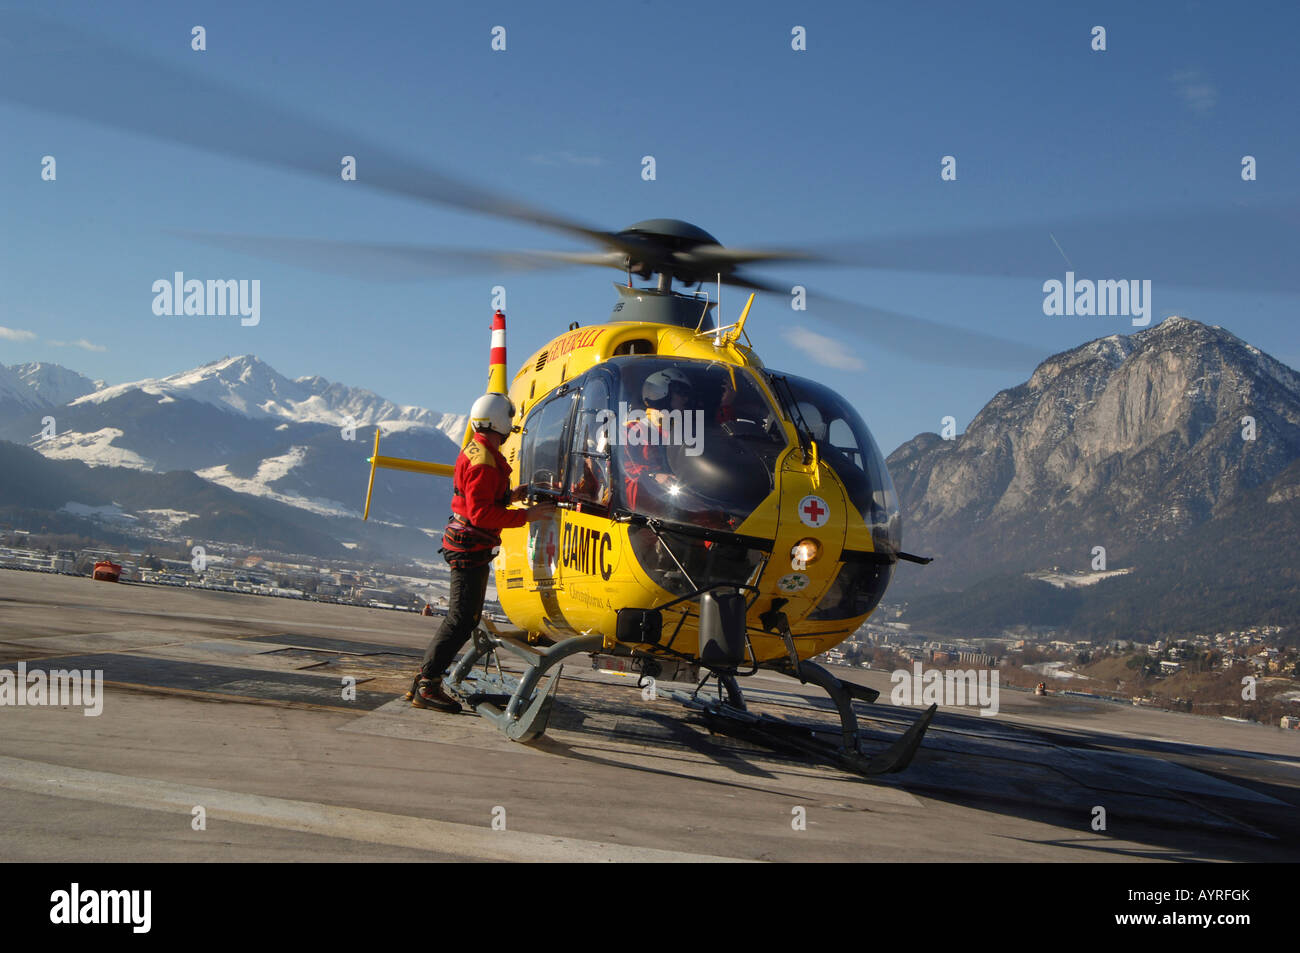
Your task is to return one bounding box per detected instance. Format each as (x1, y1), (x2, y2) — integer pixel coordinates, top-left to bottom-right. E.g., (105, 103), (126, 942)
(462, 309), (510, 449)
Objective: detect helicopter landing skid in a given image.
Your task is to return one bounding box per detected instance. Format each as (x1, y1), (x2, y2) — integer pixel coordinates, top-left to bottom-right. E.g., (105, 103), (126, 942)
(439, 628), (933, 777)
(443, 628), (605, 742)
(661, 662), (936, 778)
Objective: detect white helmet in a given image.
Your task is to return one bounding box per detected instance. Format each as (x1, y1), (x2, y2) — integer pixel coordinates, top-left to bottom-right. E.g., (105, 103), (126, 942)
(642, 367), (692, 406)
(795, 401), (827, 441)
(469, 393), (515, 437)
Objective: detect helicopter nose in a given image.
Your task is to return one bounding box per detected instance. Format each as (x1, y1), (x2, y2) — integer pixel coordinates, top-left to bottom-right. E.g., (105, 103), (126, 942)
(766, 468), (847, 597)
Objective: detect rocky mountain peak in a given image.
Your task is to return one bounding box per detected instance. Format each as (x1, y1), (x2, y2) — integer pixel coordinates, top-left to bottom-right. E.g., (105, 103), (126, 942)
(888, 317), (1300, 589)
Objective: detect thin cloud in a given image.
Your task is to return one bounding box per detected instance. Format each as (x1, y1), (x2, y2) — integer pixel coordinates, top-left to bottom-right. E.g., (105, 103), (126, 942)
(0, 326), (37, 342)
(48, 338), (108, 352)
(782, 327), (864, 371)
(528, 151), (604, 168)
(1170, 69), (1216, 115)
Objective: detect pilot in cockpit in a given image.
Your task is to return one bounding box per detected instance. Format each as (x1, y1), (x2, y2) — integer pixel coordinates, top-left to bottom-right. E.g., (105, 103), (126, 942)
(621, 368), (694, 511)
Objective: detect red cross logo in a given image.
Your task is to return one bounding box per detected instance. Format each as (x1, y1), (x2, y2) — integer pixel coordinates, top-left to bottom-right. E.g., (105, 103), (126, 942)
(798, 495), (829, 528)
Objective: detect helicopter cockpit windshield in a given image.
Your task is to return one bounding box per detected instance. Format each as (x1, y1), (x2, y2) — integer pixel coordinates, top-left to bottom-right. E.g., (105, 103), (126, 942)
(518, 357), (788, 596)
(602, 357), (788, 529)
(523, 357), (788, 527)
(765, 370), (901, 556)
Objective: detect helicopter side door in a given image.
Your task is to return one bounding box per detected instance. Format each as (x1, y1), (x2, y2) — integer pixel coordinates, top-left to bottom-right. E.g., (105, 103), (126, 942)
(562, 372), (614, 513)
(517, 388), (577, 598)
(514, 375), (624, 633)
(556, 371), (626, 624)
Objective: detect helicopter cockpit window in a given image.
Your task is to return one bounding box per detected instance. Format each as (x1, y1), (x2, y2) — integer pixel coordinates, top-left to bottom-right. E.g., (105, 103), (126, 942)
(768, 370), (902, 555)
(521, 392), (576, 498)
(605, 357), (787, 530)
(566, 375), (612, 507)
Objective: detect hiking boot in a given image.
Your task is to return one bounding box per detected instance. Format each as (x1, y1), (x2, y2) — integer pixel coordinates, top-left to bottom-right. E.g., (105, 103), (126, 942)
(411, 677), (461, 713)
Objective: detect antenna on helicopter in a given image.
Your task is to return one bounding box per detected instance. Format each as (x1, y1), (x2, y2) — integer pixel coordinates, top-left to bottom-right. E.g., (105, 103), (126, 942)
(714, 273), (723, 345)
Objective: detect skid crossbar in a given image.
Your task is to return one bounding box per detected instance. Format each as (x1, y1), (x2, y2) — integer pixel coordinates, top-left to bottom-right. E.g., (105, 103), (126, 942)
(444, 628), (604, 741)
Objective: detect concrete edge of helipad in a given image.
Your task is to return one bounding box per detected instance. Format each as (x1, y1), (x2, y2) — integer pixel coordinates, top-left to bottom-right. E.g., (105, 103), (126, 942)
(0, 755), (757, 863)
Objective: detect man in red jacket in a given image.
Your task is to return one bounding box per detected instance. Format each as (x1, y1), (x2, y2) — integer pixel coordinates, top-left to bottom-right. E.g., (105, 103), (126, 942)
(411, 393), (550, 713)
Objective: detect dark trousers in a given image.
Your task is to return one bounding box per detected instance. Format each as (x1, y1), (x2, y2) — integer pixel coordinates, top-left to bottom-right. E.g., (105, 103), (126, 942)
(420, 562), (491, 680)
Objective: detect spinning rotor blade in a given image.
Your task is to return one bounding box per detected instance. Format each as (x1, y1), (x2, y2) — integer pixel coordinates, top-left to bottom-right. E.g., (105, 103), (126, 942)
(725, 274), (1043, 371)
(0, 11), (624, 251)
(173, 233), (822, 283)
(819, 201), (1300, 294)
(8, 12), (1285, 298)
(678, 244), (824, 268)
(7, 9), (1279, 376)
(170, 232), (623, 280)
(175, 229), (1042, 370)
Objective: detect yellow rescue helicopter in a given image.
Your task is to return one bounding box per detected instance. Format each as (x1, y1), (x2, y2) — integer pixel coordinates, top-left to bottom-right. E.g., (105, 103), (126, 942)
(2, 13), (1037, 775)
(363, 219), (938, 777)
(9, 9), (1286, 779)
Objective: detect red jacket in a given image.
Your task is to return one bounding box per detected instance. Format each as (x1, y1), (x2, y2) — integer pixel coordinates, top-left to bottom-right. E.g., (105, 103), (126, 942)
(450, 432), (528, 545)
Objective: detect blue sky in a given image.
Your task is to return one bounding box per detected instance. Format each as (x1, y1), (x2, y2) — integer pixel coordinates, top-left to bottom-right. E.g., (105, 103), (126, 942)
(1, 0), (1297, 453)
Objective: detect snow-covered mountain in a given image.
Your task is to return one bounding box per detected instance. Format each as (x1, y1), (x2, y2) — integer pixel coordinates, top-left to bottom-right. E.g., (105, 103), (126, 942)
(11, 362), (103, 407)
(0, 363), (44, 412)
(0, 355), (462, 546)
(436, 412), (469, 442)
(71, 355), (446, 431)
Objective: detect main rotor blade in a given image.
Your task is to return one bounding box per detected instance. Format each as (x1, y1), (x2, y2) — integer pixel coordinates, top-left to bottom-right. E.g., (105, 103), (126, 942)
(0, 11), (620, 250)
(680, 244), (824, 267)
(725, 275), (1043, 371)
(171, 232), (624, 280)
(818, 201), (1300, 294)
